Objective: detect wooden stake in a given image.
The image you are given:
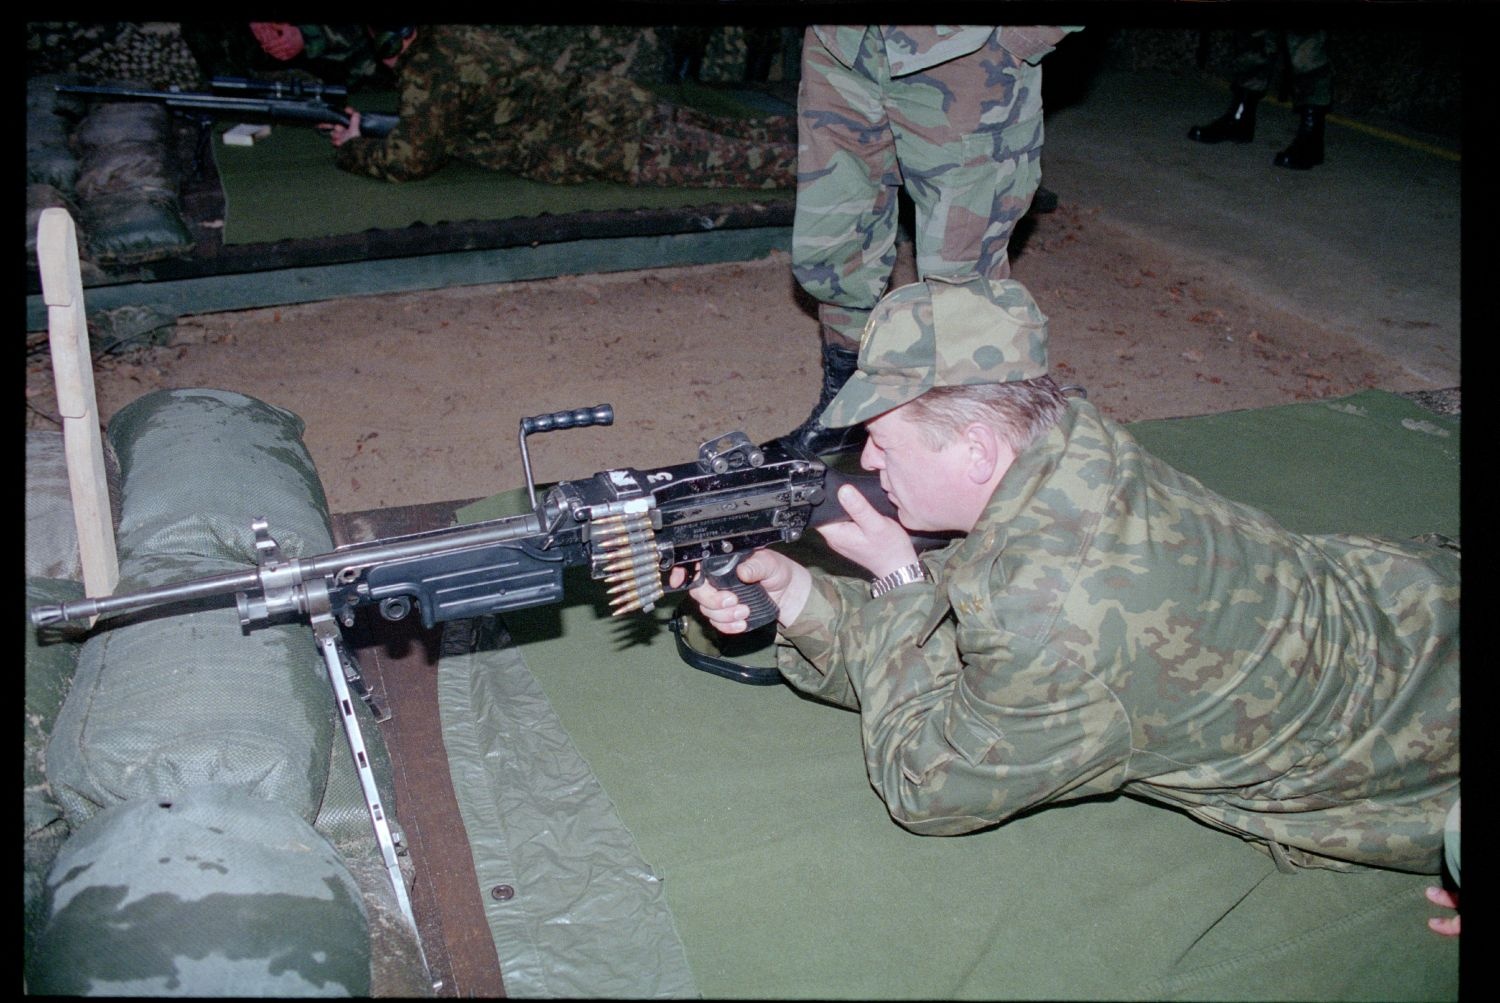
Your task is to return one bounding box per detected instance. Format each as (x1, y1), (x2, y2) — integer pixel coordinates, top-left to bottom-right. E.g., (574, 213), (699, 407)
(38, 208), (119, 607)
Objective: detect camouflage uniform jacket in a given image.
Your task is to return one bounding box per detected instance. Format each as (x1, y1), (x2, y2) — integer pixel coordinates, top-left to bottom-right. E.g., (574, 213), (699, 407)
(777, 401), (1460, 873)
(810, 25), (1075, 74)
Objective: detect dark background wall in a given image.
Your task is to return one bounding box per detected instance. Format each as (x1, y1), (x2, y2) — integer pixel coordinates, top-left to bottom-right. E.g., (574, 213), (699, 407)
(26, 23), (1462, 145)
(1052, 27), (1462, 143)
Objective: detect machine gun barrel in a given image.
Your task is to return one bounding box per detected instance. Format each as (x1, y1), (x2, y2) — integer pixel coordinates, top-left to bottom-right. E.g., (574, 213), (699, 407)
(29, 568), (261, 627)
(29, 511), (548, 629)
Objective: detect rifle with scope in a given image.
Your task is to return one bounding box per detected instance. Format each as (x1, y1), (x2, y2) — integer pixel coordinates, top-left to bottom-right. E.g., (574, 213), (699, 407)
(55, 75), (399, 172)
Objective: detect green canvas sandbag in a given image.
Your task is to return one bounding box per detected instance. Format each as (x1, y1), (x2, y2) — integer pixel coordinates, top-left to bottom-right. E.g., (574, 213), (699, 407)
(106, 388), (334, 583)
(24, 577), (89, 959)
(25, 428), (122, 581)
(46, 589), (336, 826)
(45, 389), (343, 825)
(26, 786), (371, 996)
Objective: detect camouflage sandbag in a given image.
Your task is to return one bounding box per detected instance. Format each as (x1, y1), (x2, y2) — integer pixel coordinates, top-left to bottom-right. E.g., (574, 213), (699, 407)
(44, 389), (340, 825)
(81, 189), (195, 266)
(70, 99), (193, 264)
(24, 577), (89, 960)
(70, 97), (172, 153)
(26, 786), (371, 996)
(75, 142), (180, 201)
(26, 183), (84, 265)
(26, 74), (81, 191)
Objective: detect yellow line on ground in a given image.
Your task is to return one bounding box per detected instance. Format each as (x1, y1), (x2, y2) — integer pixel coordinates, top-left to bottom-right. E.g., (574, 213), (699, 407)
(1326, 114), (1461, 162)
(1257, 93), (1461, 162)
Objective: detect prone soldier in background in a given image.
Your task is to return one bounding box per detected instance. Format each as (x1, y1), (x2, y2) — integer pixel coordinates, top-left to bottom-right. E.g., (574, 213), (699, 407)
(321, 24), (798, 187)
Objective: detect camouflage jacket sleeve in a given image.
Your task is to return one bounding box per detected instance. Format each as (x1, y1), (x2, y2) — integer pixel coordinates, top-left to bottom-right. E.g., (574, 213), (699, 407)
(995, 26), (1082, 64)
(334, 35), (468, 182)
(813, 26), (1081, 74)
(778, 538), (1133, 837)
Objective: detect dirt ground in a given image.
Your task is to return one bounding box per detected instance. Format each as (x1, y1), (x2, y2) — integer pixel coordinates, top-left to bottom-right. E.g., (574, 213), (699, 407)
(25, 203), (1422, 514)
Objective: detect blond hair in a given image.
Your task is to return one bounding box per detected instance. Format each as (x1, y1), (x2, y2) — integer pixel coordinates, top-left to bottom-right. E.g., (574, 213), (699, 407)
(901, 377), (1069, 454)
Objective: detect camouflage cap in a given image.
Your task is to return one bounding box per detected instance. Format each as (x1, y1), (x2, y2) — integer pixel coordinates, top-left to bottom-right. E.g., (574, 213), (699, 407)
(819, 275), (1050, 428)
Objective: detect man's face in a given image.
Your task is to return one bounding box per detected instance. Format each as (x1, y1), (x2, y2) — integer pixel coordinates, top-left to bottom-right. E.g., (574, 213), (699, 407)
(859, 405), (976, 533)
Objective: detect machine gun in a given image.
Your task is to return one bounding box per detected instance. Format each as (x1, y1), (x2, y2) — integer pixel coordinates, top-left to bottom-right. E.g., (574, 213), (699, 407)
(30, 404), (929, 938)
(29, 404), (907, 636)
(55, 75), (399, 174)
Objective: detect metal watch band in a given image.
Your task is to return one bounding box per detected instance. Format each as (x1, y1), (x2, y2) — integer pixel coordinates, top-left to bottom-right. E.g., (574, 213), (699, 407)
(869, 562), (930, 598)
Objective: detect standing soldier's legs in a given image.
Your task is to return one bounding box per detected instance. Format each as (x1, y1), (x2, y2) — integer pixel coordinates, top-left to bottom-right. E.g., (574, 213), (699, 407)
(887, 31), (1044, 285)
(1230, 28), (1281, 96)
(1273, 30), (1331, 169)
(1188, 28), (1276, 143)
(791, 26), (902, 350)
(1284, 29), (1333, 107)
(784, 26), (898, 453)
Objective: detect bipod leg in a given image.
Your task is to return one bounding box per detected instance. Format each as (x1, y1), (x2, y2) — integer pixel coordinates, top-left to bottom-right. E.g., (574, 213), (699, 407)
(305, 581), (429, 978)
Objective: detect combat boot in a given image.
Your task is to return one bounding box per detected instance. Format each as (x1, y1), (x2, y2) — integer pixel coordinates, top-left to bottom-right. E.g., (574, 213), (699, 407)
(1187, 89), (1260, 144)
(781, 340), (866, 457)
(1273, 106), (1327, 169)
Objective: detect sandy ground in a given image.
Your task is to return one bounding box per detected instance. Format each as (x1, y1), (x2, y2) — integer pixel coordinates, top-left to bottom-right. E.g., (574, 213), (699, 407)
(25, 203), (1418, 514)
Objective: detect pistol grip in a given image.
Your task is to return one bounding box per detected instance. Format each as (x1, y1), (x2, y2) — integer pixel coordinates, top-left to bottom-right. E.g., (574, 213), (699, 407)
(703, 554), (778, 631)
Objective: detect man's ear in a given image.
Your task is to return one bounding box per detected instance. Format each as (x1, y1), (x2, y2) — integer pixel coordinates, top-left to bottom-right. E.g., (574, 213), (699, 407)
(963, 421), (1014, 485)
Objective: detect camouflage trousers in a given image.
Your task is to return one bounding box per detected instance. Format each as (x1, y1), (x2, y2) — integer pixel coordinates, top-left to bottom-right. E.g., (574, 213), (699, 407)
(633, 103), (797, 189)
(792, 26), (1045, 347)
(1231, 29), (1333, 108)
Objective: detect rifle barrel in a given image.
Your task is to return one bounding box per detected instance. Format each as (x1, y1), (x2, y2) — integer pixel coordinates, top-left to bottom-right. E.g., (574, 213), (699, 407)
(28, 510), (547, 628)
(29, 568), (261, 627)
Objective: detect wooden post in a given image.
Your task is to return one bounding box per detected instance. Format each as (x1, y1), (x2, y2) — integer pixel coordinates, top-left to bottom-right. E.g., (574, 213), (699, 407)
(37, 207), (119, 605)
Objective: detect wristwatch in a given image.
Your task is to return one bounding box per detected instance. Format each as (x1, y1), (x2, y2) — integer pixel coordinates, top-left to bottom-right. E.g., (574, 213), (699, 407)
(869, 562), (931, 598)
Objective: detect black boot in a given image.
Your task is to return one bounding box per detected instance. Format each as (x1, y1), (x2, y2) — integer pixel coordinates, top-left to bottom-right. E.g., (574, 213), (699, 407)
(1187, 89), (1260, 144)
(782, 341), (866, 457)
(1273, 106), (1326, 169)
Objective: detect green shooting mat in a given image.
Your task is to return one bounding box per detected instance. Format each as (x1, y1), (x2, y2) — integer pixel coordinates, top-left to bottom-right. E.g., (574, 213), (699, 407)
(444, 391), (1460, 999)
(211, 84), (795, 247)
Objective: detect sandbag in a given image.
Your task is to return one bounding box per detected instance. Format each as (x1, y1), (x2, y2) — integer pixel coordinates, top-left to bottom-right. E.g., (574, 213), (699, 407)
(82, 189), (195, 266)
(27, 786), (371, 996)
(34, 388), (422, 992)
(45, 389), (341, 824)
(24, 577), (89, 959)
(69, 97), (193, 264)
(45, 592), (337, 826)
(26, 183), (84, 265)
(107, 389), (333, 574)
(26, 74), (81, 192)
(24, 427), (122, 581)
(70, 98), (172, 152)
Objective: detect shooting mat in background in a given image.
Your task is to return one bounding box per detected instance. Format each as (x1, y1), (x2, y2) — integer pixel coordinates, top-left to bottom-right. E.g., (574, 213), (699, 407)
(443, 390), (1460, 999)
(212, 85), (794, 247)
